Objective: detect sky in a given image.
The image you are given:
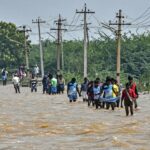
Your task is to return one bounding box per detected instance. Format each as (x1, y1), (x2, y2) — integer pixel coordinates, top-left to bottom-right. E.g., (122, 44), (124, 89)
(0, 0), (150, 43)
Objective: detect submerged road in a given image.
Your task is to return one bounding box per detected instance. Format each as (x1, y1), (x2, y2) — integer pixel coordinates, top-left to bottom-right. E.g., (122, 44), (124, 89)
(0, 85), (150, 150)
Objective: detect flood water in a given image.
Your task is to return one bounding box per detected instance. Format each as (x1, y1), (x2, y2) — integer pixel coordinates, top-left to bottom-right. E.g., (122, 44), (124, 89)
(0, 85), (150, 150)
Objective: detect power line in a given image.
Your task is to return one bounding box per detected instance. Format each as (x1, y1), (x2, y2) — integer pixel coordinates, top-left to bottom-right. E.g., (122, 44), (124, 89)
(131, 7), (150, 23)
(133, 14), (150, 26)
(68, 13), (77, 29)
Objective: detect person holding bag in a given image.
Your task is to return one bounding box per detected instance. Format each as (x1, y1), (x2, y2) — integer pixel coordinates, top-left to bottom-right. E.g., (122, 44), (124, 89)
(121, 83), (137, 116)
(128, 76), (139, 109)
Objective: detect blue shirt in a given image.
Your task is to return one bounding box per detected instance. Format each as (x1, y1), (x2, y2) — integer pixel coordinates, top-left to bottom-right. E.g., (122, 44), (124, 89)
(103, 84), (113, 98)
(68, 82), (77, 95)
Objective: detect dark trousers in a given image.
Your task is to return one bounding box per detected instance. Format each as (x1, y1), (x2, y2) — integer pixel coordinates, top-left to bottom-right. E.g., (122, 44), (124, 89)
(124, 100), (133, 116)
(88, 96), (94, 106)
(57, 84), (64, 94)
(3, 80), (7, 86)
(106, 102), (115, 110)
(116, 99), (120, 107)
(31, 87), (37, 92)
(125, 105), (133, 116)
(43, 87), (47, 94)
(102, 102), (106, 108)
(14, 84), (20, 93)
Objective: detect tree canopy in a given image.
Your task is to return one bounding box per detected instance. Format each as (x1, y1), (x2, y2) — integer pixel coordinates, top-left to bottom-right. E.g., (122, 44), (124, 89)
(0, 21), (150, 86)
(0, 22), (30, 68)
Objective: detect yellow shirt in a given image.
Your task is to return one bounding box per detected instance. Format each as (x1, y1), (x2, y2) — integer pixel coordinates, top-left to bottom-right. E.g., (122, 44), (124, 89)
(112, 84), (119, 97)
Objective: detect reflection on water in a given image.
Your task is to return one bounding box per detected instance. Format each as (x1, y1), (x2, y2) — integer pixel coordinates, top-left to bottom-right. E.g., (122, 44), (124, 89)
(0, 85), (150, 150)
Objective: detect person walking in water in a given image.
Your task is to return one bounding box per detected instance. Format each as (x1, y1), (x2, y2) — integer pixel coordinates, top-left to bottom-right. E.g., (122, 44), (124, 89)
(111, 78), (120, 107)
(51, 75), (57, 95)
(128, 76), (139, 109)
(93, 80), (101, 109)
(67, 78), (81, 102)
(33, 64), (40, 78)
(57, 74), (65, 94)
(80, 77), (89, 102)
(12, 73), (20, 93)
(30, 76), (38, 92)
(101, 77), (115, 110)
(42, 75), (48, 94)
(1, 68), (8, 86)
(121, 83), (137, 116)
(87, 81), (94, 106)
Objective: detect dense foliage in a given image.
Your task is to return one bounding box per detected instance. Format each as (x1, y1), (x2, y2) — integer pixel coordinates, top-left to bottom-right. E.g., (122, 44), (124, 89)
(0, 21), (150, 88)
(29, 33), (150, 84)
(0, 22), (30, 69)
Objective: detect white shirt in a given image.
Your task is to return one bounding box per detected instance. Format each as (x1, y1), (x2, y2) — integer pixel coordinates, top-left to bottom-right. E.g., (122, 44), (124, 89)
(12, 76), (20, 85)
(34, 66), (39, 74)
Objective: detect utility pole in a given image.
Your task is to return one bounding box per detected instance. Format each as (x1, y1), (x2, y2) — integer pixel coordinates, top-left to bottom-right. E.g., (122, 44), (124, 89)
(60, 31), (64, 71)
(51, 14), (66, 73)
(76, 3), (95, 78)
(109, 9), (131, 84)
(32, 17), (46, 77)
(86, 24), (90, 48)
(19, 25), (31, 77)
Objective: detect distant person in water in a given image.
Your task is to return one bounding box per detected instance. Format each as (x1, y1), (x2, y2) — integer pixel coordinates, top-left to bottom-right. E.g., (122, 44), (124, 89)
(42, 75), (48, 94)
(57, 74), (65, 94)
(67, 78), (81, 102)
(111, 78), (120, 107)
(12, 73), (20, 93)
(87, 81), (94, 106)
(33, 64), (40, 78)
(128, 76), (139, 109)
(1, 68), (8, 86)
(121, 83), (137, 116)
(30, 76), (38, 92)
(101, 77), (115, 110)
(51, 75), (57, 94)
(80, 77), (89, 102)
(93, 80), (101, 109)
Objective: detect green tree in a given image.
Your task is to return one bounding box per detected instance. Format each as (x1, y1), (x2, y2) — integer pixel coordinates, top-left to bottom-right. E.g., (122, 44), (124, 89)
(0, 21), (29, 69)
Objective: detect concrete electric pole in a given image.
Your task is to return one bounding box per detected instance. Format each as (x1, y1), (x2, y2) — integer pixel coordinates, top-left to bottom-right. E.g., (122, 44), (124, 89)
(19, 25), (31, 77)
(109, 9), (131, 84)
(76, 3), (95, 78)
(32, 17), (46, 77)
(51, 14), (67, 73)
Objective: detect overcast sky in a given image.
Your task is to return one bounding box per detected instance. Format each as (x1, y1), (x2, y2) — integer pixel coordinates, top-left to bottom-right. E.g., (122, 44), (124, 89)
(0, 0), (150, 43)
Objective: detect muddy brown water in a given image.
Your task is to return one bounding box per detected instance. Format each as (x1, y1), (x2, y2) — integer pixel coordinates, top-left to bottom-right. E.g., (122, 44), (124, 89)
(0, 85), (150, 150)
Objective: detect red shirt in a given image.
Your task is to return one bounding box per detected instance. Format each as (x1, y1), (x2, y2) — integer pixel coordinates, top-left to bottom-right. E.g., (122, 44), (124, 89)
(130, 82), (138, 97)
(121, 88), (137, 100)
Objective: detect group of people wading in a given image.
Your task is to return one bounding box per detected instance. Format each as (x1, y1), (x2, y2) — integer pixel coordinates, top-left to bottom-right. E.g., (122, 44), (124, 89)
(67, 75), (139, 116)
(42, 74), (65, 94)
(11, 72), (65, 94)
(1, 67), (139, 116)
